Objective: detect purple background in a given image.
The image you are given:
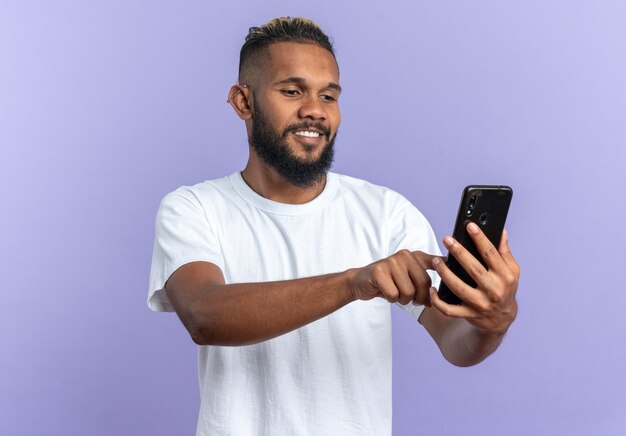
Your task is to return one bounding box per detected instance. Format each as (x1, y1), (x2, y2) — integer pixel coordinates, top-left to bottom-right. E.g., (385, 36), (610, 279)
(2, 1), (625, 435)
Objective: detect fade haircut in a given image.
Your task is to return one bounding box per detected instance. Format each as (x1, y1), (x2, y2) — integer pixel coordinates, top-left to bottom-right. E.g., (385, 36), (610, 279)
(238, 17), (336, 83)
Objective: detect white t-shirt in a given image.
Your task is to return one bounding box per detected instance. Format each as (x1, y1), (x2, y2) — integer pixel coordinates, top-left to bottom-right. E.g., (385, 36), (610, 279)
(148, 172), (441, 436)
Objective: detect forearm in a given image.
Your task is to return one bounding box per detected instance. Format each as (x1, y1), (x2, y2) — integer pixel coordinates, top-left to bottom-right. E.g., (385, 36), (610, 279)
(183, 270), (357, 346)
(437, 318), (506, 367)
(167, 249), (437, 347)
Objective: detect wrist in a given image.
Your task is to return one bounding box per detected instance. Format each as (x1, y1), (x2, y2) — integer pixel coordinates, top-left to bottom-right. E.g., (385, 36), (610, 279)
(340, 268), (359, 304)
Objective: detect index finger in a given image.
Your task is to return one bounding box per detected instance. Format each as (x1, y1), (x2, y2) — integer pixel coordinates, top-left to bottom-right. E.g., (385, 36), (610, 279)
(412, 251), (444, 271)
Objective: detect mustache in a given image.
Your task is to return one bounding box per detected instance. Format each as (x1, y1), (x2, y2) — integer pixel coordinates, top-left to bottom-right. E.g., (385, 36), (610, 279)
(283, 123), (331, 138)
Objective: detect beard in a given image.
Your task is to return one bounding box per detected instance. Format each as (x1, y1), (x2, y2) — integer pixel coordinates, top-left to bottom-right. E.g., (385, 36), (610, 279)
(249, 99), (336, 188)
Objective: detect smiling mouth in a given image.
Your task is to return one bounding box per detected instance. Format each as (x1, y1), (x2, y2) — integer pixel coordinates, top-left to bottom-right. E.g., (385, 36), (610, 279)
(286, 123), (330, 140)
(294, 130), (321, 138)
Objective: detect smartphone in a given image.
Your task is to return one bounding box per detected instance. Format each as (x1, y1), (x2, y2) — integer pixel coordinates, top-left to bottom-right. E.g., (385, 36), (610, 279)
(437, 185), (513, 305)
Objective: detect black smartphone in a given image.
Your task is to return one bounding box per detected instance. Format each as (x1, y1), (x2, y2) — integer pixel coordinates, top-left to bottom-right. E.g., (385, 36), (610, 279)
(437, 185), (513, 305)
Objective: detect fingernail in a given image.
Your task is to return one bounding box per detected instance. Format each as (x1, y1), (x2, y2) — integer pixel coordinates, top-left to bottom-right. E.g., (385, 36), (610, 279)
(432, 257), (441, 267)
(443, 236), (454, 247)
(468, 222), (479, 234)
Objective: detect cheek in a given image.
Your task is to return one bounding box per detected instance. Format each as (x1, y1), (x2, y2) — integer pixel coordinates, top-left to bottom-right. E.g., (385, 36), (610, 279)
(332, 110), (341, 131)
(268, 105), (300, 129)
(256, 93), (294, 121)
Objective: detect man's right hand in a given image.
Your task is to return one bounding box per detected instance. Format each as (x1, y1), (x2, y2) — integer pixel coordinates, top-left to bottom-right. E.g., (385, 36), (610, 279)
(347, 250), (441, 307)
(165, 250), (440, 346)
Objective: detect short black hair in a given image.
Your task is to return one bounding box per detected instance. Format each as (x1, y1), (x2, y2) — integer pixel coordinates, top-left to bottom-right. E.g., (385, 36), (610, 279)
(238, 17), (335, 83)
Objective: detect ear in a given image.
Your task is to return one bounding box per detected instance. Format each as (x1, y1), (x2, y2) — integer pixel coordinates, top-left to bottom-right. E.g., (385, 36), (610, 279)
(227, 84), (252, 120)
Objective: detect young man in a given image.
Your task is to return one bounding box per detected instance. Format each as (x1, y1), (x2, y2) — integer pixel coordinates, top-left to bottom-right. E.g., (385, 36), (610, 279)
(148, 17), (519, 436)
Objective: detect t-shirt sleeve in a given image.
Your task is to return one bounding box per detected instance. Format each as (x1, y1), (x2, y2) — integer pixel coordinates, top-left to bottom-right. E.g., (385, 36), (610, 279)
(386, 194), (442, 321)
(147, 187), (225, 312)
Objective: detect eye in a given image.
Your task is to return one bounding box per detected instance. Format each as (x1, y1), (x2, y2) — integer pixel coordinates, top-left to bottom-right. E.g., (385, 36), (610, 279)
(320, 94), (337, 103)
(281, 89), (301, 97)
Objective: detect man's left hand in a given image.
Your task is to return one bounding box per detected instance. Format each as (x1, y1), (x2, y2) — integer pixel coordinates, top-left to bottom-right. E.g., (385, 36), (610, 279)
(429, 222), (520, 334)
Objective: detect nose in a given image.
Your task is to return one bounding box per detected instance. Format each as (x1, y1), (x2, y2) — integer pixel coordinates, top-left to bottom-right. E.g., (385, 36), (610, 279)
(298, 95), (327, 121)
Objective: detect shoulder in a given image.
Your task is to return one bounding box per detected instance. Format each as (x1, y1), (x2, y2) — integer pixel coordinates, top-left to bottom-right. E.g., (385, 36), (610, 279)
(333, 172), (415, 212)
(332, 173), (434, 237)
(159, 174), (237, 212)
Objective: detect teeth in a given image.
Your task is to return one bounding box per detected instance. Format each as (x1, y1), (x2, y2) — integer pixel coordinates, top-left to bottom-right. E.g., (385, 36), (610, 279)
(295, 130), (320, 138)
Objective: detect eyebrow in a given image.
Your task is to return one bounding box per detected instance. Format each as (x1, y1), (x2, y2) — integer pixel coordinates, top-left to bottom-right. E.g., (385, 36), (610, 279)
(274, 76), (342, 93)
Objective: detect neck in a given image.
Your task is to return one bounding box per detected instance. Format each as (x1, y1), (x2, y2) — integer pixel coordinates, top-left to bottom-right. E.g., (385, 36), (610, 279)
(241, 156), (327, 204)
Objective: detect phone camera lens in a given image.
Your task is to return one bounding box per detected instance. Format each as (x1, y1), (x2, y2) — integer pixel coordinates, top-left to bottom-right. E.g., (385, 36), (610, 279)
(479, 213), (489, 225)
(468, 194), (477, 210)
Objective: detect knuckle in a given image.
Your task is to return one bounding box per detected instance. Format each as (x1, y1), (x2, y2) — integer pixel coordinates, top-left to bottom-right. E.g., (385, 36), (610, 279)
(400, 284), (416, 301)
(405, 281), (417, 295)
(448, 242), (463, 255)
(469, 263), (486, 279)
(397, 249), (411, 258)
(482, 245), (498, 259)
(476, 299), (492, 313)
(371, 263), (385, 275)
(490, 289), (503, 304)
(503, 271), (518, 287)
(387, 256), (399, 268)
(387, 291), (400, 303)
(397, 286), (411, 299)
